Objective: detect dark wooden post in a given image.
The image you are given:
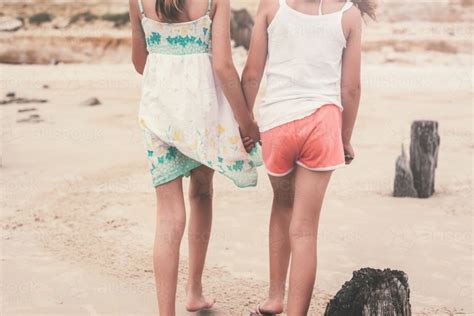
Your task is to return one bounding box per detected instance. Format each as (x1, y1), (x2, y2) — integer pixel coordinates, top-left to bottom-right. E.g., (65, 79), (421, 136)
(410, 121), (440, 198)
(394, 144), (418, 197)
(230, 9), (254, 50)
(325, 268), (412, 316)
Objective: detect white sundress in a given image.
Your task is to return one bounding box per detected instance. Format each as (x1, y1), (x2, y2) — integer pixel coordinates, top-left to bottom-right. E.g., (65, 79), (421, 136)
(137, 0), (261, 188)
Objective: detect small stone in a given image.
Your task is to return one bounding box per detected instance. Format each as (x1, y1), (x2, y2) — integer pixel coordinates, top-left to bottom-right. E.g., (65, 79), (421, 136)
(0, 17), (23, 32)
(1, 96), (47, 105)
(18, 108), (37, 113)
(17, 114), (44, 124)
(80, 97), (101, 107)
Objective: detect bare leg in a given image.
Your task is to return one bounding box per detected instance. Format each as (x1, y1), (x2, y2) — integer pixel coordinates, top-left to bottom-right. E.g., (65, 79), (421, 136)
(259, 172), (295, 314)
(287, 166), (333, 316)
(186, 165), (215, 312)
(154, 177), (186, 316)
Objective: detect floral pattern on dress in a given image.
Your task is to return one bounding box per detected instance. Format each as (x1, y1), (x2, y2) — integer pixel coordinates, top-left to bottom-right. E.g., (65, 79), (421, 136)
(138, 2), (262, 188)
(142, 16), (211, 55)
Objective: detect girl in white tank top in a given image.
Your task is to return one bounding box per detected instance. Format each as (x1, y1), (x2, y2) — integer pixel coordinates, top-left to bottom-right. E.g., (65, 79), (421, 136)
(261, 0), (354, 131)
(242, 0), (376, 314)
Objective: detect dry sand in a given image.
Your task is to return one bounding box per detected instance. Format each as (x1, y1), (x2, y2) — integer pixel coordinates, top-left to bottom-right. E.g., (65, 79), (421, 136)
(1, 56), (472, 315)
(1, 0), (473, 315)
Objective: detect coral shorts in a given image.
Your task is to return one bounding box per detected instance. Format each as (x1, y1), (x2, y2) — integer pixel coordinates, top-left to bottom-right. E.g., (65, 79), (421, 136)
(261, 104), (346, 176)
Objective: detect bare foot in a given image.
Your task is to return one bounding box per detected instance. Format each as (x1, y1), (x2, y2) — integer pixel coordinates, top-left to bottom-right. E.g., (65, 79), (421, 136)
(251, 299), (284, 315)
(185, 294), (216, 313)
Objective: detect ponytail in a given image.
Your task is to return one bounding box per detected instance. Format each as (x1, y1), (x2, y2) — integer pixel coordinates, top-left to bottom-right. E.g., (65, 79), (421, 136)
(156, 0), (186, 22)
(352, 0), (377, 20)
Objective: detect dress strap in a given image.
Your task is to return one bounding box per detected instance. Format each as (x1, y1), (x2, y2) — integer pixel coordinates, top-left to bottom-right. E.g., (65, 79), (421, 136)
(206, 0), (212, 15)
(318, 0), (324, 16)
(137, 0), (145, 18)
(341, 1), (353, 12)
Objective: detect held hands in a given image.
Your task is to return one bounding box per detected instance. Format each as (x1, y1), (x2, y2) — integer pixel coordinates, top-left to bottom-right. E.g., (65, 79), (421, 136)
(239, 119), (261, 153)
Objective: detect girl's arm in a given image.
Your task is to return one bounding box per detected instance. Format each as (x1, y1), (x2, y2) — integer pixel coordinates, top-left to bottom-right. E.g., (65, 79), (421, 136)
(241, 0), (271, 114)
(341, 7), (362, 162)
(212, 0), (260, 145)
(129, 0), (148, 74)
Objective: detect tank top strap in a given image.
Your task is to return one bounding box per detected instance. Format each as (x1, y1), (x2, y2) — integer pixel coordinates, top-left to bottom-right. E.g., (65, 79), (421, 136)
(137, 0), (145, 18)
(206, 0), (212, 15)
(318, 0), (324, 16)
(341, 1), (353, 13)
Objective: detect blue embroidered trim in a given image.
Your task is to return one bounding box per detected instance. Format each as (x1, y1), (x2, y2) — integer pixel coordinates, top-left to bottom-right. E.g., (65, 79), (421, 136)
(146, 32), (161, 46)
(146, 33), (210, 55)
(143, 18), (212, 55)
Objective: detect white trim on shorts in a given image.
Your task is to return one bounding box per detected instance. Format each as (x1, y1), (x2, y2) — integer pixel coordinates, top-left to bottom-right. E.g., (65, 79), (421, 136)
(265, 166), (296, 177)
(296, 161), (346, 172)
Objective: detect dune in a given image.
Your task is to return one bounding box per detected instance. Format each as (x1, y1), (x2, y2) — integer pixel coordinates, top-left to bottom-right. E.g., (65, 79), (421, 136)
(0, 1), (472, 64)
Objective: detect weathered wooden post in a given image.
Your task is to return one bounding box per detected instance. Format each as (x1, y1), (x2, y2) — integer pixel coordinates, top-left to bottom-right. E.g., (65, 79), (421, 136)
(230, 9), (254, 50)
(393, 145), (418, 197)
(410, 121), (440, 198)
(325, 268), (412, 316)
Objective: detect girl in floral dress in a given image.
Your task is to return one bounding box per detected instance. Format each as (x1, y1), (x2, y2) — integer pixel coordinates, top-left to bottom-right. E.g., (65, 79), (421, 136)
(129, 0), (261, 314)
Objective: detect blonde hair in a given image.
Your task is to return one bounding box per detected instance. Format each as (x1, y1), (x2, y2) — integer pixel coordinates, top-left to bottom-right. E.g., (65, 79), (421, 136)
(352, 0), (377, 20)
(156, 0), (186, 22)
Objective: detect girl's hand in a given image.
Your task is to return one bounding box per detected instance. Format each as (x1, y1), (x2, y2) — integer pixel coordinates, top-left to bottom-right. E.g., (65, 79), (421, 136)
(343, 142), (355, 165)
(240, 120), (261, 153)
(242, 136), (256, 153)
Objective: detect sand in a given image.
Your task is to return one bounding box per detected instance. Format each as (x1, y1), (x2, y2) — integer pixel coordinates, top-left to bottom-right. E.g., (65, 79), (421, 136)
(1, 57), (472, 315)
(1, 0), (473, 315)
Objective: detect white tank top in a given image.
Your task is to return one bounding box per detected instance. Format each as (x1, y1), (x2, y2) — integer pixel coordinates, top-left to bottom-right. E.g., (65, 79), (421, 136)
(259, 0), (353, 132)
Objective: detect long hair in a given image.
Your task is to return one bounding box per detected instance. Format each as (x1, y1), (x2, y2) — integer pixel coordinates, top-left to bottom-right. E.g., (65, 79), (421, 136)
(352, 0), (377, 20)
(156, 0), (186, 22)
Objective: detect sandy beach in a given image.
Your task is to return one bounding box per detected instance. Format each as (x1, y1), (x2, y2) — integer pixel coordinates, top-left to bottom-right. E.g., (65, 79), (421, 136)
(1, 0), (473, 315)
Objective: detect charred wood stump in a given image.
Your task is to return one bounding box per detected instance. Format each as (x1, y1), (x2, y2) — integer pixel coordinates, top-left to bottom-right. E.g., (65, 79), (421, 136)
(325, 268), (411, 316)
(393, 145), (418, 197)
(410, 121), (440, 198)
(230, 9), (254, 50)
